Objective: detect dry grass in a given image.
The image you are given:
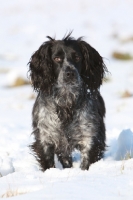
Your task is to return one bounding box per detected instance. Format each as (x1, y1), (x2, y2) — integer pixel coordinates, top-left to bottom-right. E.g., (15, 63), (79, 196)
(112, 51), (133, 60)
(120, 160), (125, 174)
(8, 77), (30, 87)
(124, 152), (132, 160)
(0, 68), (10, 74)
(1, 189), (29, 198)
(120, 36), (133, 43)
(120, 151), (132, 174)
(120, 90), (133, 98)
(28, 93), (36, 100)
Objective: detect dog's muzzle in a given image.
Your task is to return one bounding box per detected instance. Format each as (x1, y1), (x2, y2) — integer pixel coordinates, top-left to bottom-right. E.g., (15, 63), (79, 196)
(64, 66), (77, 82)
(57, 61), (80, 85)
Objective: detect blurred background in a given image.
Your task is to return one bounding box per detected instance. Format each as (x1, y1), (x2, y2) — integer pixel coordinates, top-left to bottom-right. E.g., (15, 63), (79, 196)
(1, 0), (133, 67)
(0, 0), (133, 136)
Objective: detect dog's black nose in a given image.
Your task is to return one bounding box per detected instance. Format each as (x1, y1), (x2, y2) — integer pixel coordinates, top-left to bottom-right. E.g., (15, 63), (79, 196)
(65, 66), (75, 79)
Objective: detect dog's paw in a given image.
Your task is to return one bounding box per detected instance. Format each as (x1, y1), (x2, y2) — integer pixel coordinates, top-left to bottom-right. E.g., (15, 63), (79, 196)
(61, 157), (72, 168)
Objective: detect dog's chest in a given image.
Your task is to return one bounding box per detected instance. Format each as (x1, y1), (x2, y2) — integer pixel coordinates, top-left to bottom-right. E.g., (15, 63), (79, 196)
(38, 103), (60, 129)
(38, 101), (93, 137)
(38, 100), (78, 128)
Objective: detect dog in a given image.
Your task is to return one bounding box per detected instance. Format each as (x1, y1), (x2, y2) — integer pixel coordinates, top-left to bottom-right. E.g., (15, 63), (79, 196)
(28, 33), (107, 171)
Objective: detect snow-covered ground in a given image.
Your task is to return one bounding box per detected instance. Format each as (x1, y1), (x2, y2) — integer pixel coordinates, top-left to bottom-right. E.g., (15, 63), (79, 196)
(0, 0), (133, 199)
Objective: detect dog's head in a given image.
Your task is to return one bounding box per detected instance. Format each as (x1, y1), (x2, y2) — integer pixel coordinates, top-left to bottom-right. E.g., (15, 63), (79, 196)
(28, 33), (107, 94)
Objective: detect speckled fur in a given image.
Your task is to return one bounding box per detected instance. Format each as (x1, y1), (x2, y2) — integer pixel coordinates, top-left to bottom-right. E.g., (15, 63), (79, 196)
(29, 34), (107, 171)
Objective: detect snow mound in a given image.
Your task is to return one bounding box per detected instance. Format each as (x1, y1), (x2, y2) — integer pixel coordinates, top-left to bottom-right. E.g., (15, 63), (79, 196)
(0, 157), (14, 176)
(115, 129), (133, 160)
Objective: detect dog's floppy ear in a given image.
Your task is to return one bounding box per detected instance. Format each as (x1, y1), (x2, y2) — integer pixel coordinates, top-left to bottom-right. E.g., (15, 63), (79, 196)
(28, 38), (55, 93)
(78, 40), (107, 92)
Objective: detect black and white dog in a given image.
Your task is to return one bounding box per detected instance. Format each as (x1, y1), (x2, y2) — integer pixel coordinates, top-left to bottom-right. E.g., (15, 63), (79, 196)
(28, 33), (107, 171)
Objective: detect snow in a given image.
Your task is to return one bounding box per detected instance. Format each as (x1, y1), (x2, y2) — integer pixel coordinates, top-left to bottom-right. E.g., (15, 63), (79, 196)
(0, 0), (133, 199)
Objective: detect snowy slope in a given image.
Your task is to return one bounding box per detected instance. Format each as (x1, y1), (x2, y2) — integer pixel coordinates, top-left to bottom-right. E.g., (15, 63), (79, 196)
(0, 0), (133, 199)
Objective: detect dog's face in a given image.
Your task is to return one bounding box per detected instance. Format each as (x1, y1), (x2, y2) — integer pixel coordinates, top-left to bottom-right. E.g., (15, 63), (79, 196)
(29, 34), (107, 93)
(51, 41), (83, 85)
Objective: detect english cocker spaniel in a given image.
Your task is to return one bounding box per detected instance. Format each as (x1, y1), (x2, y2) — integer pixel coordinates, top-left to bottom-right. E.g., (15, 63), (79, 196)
(28, 33), (107, 171)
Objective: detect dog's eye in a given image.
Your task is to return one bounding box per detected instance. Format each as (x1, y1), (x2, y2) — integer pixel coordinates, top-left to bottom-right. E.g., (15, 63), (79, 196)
(75, 55), (80, 62)
(54, 57), (62, 62)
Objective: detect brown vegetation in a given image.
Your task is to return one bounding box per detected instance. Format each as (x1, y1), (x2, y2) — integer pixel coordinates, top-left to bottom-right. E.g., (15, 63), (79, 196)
(112, 52), (133, 60)
(9, 77), (30, 87)
(121, 90), (133, 98)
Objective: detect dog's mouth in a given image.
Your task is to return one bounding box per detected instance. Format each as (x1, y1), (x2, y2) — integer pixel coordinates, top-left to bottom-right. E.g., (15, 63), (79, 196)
(63, 78), (78, 86)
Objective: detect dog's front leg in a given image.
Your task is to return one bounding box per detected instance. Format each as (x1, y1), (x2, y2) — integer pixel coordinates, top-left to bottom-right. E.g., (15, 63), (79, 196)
(56, 136), (72, 168)
(80, 147), (90, 170)
(41, 143), (55, 170)
(78, 140), (92, 170)
(31, 137), (55, 171)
